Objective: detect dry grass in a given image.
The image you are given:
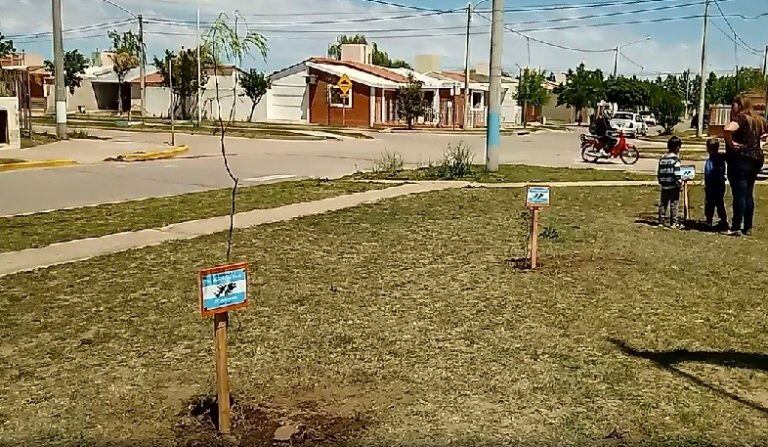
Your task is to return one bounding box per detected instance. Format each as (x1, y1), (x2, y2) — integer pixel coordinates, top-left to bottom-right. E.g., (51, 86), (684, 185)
(1, 184), (768, 446)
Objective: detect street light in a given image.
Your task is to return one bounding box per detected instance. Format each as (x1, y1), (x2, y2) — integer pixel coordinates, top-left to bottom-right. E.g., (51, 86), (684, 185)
(463, 0), (490, 129)
(613, 35), (651, 77)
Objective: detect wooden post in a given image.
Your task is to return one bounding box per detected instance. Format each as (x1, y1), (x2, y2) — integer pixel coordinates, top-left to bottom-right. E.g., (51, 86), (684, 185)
(530, 207), (540, 269)
(682, 181), (690, 222)
(214, 312), (231, 434)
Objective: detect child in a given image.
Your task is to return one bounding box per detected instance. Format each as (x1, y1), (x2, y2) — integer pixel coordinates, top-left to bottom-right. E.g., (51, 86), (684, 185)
(658, 136), (683, 228)
(704, 138), (728, 229)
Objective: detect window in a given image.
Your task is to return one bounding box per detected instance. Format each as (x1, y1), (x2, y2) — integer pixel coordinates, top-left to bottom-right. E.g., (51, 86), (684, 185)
(472, 91), (484, 109)
(328, 86), (352, 108)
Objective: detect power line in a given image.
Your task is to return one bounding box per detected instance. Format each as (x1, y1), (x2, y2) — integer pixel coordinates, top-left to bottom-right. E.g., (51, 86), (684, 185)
(711, 0), (762, 54)
(7, 19), (134, 39)
(94, 0), (136, 18)
(145, 10), (458, 27)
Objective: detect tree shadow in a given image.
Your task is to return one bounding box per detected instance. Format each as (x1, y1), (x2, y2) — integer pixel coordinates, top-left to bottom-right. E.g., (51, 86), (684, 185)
(609, 338), (768, 415)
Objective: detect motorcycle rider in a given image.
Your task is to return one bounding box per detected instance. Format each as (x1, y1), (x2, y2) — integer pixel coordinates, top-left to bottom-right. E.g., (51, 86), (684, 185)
(593, 109), (616, 157)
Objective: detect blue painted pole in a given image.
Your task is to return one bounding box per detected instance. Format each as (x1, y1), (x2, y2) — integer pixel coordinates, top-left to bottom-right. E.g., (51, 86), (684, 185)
(485, 0), (504, 171)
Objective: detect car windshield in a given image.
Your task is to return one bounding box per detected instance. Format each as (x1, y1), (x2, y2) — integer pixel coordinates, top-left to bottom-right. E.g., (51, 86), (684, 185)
(614, 113), (633, 120)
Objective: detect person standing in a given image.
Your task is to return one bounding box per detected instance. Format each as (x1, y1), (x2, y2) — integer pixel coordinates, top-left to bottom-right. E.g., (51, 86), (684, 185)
(658, 136), (683, 228)
(723, 96), (766, 236)
(704, 138), (728, 229)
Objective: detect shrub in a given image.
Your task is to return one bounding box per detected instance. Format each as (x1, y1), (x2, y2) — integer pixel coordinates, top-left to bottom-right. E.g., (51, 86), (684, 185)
(436, 141), (474, 179)
(373, 150), (404, 176)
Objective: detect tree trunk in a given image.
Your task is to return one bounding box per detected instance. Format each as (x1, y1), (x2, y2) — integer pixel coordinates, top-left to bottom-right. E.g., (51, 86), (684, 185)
(117, 81), (124, 115)
(248, 103), (256, 122)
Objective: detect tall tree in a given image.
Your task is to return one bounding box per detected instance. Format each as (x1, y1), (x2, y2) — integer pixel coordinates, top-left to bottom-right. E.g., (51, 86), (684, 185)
(516, 68), (550, 128)
(397, 73), (425, 129)
(153, 47), (209, 120)
(553, 63), (605, 125)
(0, 32), (14, 59)
(45, 49), (89, 94)
(604, 76), (649, 110)
(238, 69), (270, 122)
(108, 30), (141, 114)
(648, 84), (684, 135)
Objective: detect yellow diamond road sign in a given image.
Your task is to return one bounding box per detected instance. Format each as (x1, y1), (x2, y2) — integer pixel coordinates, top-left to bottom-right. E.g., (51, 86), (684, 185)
(337, 74), (353, 96)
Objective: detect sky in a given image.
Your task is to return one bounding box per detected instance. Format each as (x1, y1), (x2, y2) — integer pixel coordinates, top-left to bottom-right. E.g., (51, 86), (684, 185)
(1, 0), (766, 78)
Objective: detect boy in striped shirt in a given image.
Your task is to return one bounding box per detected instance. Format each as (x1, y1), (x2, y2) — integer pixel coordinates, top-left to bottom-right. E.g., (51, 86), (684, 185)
(658, 136), (683, 228)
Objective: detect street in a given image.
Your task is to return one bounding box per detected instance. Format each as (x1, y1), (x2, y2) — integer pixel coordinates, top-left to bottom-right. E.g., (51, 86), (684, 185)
(0, 127), (664, 215)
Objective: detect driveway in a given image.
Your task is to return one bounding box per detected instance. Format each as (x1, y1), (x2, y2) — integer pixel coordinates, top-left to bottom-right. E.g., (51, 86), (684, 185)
(0, 127), (666, 215)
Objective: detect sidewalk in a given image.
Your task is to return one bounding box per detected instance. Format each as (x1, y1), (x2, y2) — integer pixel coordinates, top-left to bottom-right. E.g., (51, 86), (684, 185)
(0, 180), (661, 278)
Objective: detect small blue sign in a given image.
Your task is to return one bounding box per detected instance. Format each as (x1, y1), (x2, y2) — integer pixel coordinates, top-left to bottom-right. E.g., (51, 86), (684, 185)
(680, 165), (696, 181)
(200, 266), (248, 314)
(526, 186), (551, 208)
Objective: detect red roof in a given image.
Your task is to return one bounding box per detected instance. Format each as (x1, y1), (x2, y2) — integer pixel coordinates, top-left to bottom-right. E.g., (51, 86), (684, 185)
(131, 72), (165, 86)
(309, 57), (408, 83)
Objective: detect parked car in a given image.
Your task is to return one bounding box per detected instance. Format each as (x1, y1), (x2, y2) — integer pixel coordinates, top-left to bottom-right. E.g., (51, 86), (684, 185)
(611, 112), (648, 138)
(640, 111), (657, 126)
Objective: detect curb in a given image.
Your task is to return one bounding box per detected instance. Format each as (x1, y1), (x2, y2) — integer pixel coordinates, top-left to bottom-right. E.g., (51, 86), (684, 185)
(0, 159), (77, 172)
(105, 145), (189, 162)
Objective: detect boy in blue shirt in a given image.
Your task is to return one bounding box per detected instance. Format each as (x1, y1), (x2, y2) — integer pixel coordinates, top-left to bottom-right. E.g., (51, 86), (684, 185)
(704, 138), (728, 229)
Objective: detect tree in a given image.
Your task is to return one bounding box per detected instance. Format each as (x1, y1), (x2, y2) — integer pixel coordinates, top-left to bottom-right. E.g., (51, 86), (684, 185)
(44, 49), (89, 94)
(153, 47), (209, 120)
(553, 63), (605, 125)
(516, 68), (549, 127)
(648, 84), (684, 135)
(397, 73), (425, 129)
(328, 35), (411, 69)
(0, 33), (14, 59)
(239, 69), (270, 122)
(108, 30), (141, 114)
(604, 76), (649, 110)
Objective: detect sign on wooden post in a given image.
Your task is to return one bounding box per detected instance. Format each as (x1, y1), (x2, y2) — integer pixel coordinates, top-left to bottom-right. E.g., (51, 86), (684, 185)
(680, 165), (696, 222)
(198, 262), (249, 435)
(525, 186), (551, 269)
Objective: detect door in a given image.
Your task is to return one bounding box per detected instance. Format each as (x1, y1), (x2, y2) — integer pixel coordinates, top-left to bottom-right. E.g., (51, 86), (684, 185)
(0, 110), (8, 144)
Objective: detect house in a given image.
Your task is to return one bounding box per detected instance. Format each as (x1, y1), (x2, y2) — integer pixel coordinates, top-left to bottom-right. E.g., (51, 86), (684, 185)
(429, 69), (522, 127)
(0, 52), (49, 112)
(0, 96), (21, 149)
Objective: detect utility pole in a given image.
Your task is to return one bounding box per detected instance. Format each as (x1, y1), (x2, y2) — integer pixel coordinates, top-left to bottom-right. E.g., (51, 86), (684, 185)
(138, 14), (146, 119)
(52, 0), (67, 139)
(697, 0), (710, 138)
(526, 36), (531, 67)
(169, 53), (175, 146)
(197, 8), (202, 127)
(463, 2), (472, 129)
(613, 47), (619, 77)
(485, 0), (503, 172)
(763, 45), (768, 78)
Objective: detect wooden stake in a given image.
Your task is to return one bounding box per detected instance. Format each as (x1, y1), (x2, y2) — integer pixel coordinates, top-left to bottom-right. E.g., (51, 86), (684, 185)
(683, 181), (690, 222)
(214, 312), (231, 434)
(530, 207), (540, 269)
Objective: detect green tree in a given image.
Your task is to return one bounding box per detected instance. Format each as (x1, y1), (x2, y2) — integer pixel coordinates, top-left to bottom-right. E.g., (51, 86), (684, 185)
(153, 47), (209, 120)
(516, 68), (549, 127)
(648, 84), (684, 135)
(45, 49), (89, 94)
(0, 32), (14, 58)
(238, 69), (270, 122)
(604, 76), (649, 110)
(397, 73), (425, 129)
(553, 63), (605, 125)
(328, 35), (411, 69)
(108, 30), (141, 114)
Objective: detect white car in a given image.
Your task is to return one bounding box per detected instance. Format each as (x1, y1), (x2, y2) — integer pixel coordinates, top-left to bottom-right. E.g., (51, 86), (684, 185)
(640, 112), (657, 126)
(611, 112), (648, 138)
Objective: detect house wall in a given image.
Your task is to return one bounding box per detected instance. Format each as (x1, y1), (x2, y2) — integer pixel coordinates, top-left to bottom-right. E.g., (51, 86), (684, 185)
(309, 69), (370, 127)
(46, 79), (100, 113)
(501, 85), (521, 125)
(541, 91), (573, 123)
(0, 96), (21, 150)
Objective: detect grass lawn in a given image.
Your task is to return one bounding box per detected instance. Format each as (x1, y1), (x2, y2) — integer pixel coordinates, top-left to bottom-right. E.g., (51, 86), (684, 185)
(349, 164), (654, 183)
(2, 184), (768, 446)
(0, 180), (388, 253)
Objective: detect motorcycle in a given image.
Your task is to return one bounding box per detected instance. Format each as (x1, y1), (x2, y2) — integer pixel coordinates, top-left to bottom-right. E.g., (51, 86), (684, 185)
(580, 131), (640, 165)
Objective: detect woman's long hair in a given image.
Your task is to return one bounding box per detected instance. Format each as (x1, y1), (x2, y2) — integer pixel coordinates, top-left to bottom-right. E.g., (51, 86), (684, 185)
(733, 95), (767, 139)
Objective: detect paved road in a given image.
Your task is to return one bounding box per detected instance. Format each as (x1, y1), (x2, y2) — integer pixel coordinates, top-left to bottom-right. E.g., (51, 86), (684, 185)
(0, 127), (665, 215)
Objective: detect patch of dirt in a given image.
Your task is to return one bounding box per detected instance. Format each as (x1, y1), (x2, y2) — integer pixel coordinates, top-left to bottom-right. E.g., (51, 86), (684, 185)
(175, 392), (370, 446)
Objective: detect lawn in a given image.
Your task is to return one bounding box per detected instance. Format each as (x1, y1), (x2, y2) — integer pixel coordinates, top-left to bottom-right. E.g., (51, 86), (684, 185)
(2, 183), (768, 446)
(0, 180), (388, 253)
(349, 164), (653, 183)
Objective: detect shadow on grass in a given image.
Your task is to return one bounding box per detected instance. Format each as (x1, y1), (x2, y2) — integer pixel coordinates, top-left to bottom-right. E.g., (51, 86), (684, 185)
(610, 338), (768, 415)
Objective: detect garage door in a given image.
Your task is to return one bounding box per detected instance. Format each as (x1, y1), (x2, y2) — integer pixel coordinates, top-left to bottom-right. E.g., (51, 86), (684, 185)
(269, 72), (307, 122)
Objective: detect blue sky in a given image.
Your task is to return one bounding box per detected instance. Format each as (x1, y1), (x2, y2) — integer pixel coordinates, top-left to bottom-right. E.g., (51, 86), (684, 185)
(1, 0), (765, 77)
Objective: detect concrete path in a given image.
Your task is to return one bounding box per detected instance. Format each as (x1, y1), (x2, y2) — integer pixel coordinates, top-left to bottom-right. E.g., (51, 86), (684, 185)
(0, 179), (663, 278)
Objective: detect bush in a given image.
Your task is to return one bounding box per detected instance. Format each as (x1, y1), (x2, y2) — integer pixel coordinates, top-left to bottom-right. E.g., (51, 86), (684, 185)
(436, 141), (474, 179)
(373, 150), (404, 176)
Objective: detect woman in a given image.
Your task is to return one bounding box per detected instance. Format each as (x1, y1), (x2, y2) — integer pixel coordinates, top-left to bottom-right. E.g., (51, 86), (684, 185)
(723, 96), (766, 236)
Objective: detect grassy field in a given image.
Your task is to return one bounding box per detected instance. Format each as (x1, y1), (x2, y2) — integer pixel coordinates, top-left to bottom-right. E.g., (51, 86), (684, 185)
(2, 183), (768, 446)
(0, 180), (388, 253)
(350, 164), (654, 183)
